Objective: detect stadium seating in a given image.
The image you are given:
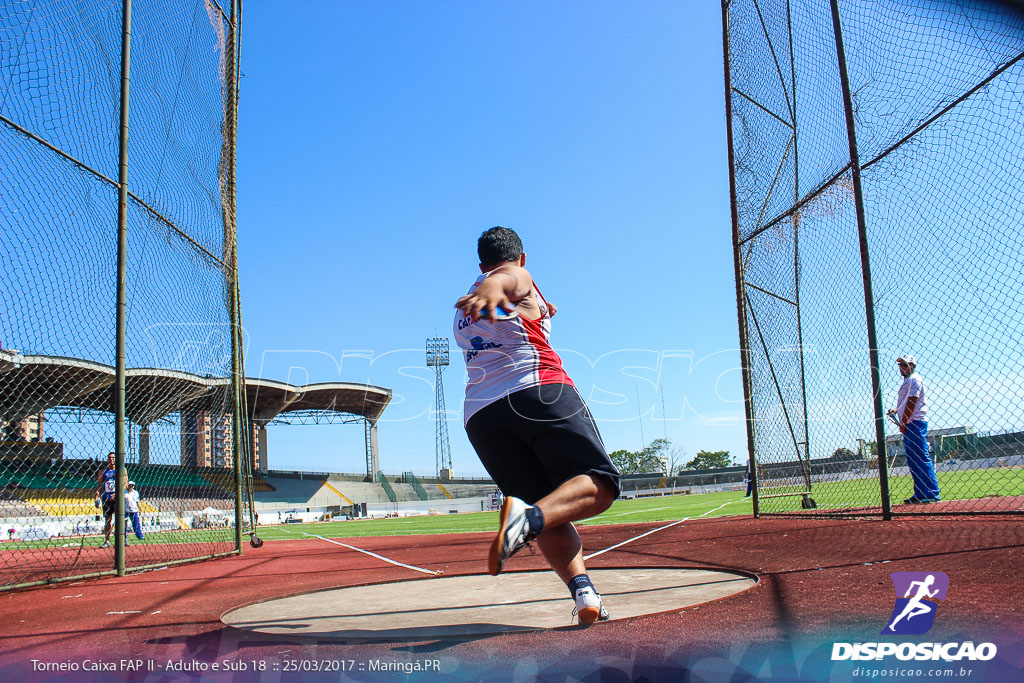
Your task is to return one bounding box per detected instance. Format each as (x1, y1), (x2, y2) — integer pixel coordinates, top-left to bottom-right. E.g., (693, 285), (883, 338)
(0, 489), (42, 517)
(145, 496), (233, 514)
(256, 475), (329, 506)
(250, 475), (275, 492)
(20, 489), (159, 516)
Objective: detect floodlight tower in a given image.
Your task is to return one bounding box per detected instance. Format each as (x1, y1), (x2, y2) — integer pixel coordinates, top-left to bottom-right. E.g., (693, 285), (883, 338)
(426, 337), (453, 476)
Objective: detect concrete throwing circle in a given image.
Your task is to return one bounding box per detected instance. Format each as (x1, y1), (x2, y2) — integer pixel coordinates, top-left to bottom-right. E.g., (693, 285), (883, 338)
(222, 568), (755, 640)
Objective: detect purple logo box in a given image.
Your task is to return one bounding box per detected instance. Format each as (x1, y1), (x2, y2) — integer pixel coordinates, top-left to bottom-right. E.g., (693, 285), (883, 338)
(890, 572), (949, 601)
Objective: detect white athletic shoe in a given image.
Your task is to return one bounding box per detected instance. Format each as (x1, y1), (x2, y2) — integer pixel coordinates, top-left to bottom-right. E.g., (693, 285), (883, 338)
(572, 586), (610, 626)
(100, 541), (110, 549)
(488, 496), (535, 575)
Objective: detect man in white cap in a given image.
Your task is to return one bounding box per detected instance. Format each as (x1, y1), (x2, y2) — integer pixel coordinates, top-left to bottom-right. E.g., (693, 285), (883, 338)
(124, 480), (145, 545)
(887, 354), (940, 504)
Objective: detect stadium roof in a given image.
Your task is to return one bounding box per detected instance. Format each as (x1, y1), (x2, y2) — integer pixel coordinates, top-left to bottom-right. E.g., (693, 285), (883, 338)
(0, 353), (391, 425)
(244, 377), (392, 423)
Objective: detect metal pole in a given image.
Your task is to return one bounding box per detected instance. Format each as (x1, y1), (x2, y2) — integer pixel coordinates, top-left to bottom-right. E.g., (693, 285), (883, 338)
(113, 0), (133, 576)
(232, 313), (243, 552)
(722, 0), (760, 516)
(829, 0), (892, 520)
(435, 366), (442, 475)
(788, 0), (813, 495)
(227, 0), (243, 552)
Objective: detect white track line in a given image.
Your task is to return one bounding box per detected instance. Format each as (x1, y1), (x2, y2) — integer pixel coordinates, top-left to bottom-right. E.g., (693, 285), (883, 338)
(600, 506), (671, 518)
(584, 499), (740, 561)
(279, 528), (443, 576)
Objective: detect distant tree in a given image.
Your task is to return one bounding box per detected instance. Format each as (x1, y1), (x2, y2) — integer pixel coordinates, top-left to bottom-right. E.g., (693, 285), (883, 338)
(610, 438), (677, 475)
(609, 449), (640, 475)
(665, 443), (688, 476)
(637, 438), (672, 473)
(832, 447), (859, 461)
(684, 450), (731, 471)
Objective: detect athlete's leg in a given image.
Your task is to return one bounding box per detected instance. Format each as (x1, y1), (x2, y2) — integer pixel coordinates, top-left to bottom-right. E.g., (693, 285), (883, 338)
(532, 474), (615, 583)
(534, 473), (615, 530)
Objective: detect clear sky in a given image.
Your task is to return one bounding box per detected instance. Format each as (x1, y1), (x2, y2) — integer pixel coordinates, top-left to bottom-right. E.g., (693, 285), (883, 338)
(235, 1), (746, 477)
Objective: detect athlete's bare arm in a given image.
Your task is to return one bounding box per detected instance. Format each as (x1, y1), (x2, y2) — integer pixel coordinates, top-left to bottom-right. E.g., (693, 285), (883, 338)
(456, 265), (534, 323)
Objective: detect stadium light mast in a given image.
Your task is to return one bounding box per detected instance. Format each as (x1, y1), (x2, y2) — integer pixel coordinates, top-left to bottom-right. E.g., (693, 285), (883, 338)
(426, 337), (453, 477)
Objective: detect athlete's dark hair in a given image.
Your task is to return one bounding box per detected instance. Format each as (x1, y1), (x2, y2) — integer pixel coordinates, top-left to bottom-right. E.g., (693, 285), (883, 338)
(477, 226), (523, 265)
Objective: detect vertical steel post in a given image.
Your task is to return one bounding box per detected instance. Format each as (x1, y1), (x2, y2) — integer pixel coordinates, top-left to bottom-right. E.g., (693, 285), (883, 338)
(231, 308), (243, 552)
(788, 1), (813, 494)
(829, 0), (892, 520)
(114, 0), (133, 575)
(227, 0), (243, 552)
(722, 0), (760, 516)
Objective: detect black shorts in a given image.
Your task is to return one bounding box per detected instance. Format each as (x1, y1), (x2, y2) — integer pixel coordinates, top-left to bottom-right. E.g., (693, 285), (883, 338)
(465, 383), (620, 505)
(102, 498), (116, 518)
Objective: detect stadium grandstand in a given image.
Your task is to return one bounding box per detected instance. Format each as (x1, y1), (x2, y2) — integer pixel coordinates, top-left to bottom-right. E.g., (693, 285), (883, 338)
(0, 351), (509, 531)
(0, 352), (396, 538)
(253, 471), (500, 520)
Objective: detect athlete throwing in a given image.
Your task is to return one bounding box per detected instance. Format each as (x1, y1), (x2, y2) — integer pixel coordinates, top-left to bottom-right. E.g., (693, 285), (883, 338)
(454, 226), (620, 626)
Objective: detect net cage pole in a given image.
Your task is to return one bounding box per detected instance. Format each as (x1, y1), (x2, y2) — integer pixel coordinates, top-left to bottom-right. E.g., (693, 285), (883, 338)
(787, 1), (815, 500)
(231, 0), (259, 549)
(225, 0), (251, 552)
(114, 0), (134, 576)
(828, 0), (892, 519)
(721, 0), (761, 517)
(228, 0), (241, 554)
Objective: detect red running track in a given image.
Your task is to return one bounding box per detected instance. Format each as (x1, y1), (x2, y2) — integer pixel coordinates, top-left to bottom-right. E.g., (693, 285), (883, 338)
(0, 516), (1021, 681)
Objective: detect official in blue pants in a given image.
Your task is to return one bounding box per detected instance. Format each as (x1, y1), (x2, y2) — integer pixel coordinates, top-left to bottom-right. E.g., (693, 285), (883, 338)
(124, 481), (145, 544)
(888, 354), (940, 504)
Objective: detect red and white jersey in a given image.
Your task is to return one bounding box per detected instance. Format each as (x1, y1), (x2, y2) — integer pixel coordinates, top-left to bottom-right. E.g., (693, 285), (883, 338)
(454, 271), (573, 424)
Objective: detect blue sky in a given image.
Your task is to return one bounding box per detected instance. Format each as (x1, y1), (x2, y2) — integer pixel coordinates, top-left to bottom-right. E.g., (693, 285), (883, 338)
(235, 1), (745, 477)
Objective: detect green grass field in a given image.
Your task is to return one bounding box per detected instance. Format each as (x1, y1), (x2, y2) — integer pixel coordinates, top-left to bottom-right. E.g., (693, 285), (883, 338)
(759, 465), (1022, 512)
(0, 526), (239, 552)
(0, 490), (752, 551)
(252, 488), (754, 543)
(2, 466), (1019, 551)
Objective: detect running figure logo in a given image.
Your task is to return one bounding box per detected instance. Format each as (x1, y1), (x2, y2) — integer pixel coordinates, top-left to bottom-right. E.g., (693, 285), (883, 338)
(882, 572), (949, 635)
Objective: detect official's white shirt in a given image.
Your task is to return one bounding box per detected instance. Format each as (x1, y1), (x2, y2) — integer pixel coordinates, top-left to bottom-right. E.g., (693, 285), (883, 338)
(896, 372), (927, 423)
(125, 490), (140, 513)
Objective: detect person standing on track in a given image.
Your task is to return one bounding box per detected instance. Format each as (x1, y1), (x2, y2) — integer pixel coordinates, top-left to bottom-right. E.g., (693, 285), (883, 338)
(124, 480), (145, 545)
(454, 226), (621, 626)
(887, 354), (940, 504)
(95, 451), (127, 548)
